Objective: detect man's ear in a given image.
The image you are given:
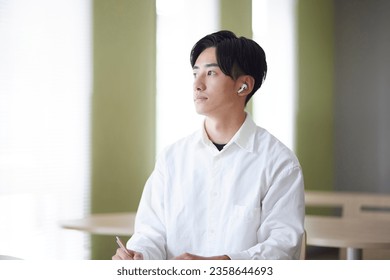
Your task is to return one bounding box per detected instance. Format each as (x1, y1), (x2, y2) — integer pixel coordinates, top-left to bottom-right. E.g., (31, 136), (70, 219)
(236, 75), (255, 96)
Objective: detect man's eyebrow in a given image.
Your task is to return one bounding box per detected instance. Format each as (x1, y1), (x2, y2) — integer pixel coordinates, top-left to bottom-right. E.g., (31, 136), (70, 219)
(192, 63), (219, 70)
(205, 63), (219, 68)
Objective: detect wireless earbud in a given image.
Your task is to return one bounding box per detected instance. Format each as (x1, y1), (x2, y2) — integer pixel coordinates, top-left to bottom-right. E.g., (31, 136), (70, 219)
(237, 83), (248, 94)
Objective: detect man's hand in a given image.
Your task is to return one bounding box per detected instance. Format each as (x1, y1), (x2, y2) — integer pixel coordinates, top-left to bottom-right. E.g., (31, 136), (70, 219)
(173, 253), (230, 260)
(112, 248), (144, 260)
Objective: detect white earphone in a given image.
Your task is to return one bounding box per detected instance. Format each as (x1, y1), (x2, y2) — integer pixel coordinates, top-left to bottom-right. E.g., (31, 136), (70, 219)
(237, 83), (248, 94)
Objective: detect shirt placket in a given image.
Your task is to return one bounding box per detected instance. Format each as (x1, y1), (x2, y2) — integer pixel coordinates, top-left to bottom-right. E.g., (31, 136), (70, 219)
(206, 153), (222, 254)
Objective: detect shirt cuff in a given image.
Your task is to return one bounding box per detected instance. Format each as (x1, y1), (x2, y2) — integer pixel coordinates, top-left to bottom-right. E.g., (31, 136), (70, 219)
(227, 251), (251, 260)
(127, 245), (150, 260)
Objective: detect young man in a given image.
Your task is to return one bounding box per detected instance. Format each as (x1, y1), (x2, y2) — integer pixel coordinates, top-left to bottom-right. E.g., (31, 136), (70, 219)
(113, 30), (304, 260)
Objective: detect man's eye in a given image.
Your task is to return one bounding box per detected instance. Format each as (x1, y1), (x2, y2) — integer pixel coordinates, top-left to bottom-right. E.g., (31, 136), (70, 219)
(193, 72), (197, 78)
(207, 70), (216, 76)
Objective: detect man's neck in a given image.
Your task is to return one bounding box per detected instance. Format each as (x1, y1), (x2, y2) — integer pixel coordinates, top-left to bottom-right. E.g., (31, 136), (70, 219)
(204, 111), (247, 144)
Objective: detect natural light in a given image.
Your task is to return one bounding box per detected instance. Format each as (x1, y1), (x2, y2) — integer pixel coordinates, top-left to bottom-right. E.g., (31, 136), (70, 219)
(252, 0), (297, 151)
(0, 0), (91, 259)
(156, 0), (219, 155)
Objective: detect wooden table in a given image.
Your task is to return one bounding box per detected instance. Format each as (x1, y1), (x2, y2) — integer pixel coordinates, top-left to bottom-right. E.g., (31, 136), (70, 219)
(60, 212), (136, 236)
(62, 212), (390, 260)
(305, 215), (390, 260)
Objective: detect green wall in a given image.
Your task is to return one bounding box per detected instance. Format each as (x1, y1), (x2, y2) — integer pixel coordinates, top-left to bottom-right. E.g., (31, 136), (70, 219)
(296, 0), (334, 191)
(220, 0), (252, 38)
(91, 0), (156, 259)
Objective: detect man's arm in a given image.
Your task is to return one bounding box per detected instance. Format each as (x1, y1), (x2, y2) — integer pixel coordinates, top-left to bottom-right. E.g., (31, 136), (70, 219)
(120, 154), (168, 260)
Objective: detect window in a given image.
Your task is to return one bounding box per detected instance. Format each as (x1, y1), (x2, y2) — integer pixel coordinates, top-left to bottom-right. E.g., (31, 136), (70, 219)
(252, 0), (297, 150)
(156, 0), (219, 155)
(0, 0), (91, 259)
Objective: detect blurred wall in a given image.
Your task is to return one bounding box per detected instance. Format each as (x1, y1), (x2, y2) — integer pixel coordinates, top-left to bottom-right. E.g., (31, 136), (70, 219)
(220, 0), (252, 37)
(296, 0), (390, 194)
(90, 0), (156, 259)
(296, 0), (334, 191)
(334, 0), (390, 193)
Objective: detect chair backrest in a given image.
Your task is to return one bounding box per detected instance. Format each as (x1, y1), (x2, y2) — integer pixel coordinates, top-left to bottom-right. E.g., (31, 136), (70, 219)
(305, 190), (390, 219)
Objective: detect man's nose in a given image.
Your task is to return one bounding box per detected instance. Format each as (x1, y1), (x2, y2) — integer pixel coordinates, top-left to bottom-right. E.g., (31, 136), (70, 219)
(193, 76), (205, 92)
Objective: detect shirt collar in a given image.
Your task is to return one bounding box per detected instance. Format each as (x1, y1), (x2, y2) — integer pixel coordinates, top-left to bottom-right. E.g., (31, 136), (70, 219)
(228, 113), (257, 153)
(200, 113), (257, 153)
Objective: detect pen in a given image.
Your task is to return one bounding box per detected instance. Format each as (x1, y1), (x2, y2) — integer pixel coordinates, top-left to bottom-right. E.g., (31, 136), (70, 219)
(115, 236), (131, 256)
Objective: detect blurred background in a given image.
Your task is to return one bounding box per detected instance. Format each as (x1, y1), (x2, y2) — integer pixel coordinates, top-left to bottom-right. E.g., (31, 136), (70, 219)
(0, 0), (389, 259)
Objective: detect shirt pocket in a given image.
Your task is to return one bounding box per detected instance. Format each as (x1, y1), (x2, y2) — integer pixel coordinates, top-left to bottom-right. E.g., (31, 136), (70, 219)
(225, 205), (261, 251)
(233, 205), (261, 223)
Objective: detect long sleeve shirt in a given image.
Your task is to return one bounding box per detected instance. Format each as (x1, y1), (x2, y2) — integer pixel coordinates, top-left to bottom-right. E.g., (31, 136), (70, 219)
(127, 114), (305, 259)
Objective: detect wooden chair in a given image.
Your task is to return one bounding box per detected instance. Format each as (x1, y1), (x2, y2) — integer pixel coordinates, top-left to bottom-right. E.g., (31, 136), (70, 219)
(305, 190), (390, 219)
(305, 190), (390, 259)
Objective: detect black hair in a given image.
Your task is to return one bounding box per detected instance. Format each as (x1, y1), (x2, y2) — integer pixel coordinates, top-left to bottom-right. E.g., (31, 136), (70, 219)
(190, 30), (267, 105)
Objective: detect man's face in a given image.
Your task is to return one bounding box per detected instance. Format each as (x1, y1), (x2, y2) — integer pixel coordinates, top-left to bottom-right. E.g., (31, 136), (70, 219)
(192, 47), (238, 117)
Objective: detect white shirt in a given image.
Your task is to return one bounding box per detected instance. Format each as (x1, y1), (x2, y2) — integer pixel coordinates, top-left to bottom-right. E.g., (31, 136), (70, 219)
(127, 114), (305, 260)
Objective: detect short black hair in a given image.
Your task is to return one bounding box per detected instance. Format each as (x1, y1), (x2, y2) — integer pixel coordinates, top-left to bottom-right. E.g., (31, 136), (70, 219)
(190, 30), (267, 104)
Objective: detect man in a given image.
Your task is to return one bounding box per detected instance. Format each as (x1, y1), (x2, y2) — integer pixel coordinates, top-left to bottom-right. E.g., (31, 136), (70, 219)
(112, 30), (304, 260)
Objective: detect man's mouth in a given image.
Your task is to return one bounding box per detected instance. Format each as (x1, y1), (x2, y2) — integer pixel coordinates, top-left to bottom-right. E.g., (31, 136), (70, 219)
(194, 95), (208, 102)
